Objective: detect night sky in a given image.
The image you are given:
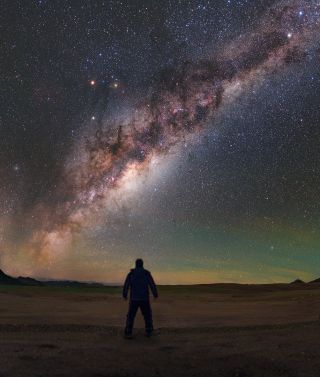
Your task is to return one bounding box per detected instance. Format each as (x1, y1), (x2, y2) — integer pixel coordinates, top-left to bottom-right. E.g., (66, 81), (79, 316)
(1, 0), (320, 284)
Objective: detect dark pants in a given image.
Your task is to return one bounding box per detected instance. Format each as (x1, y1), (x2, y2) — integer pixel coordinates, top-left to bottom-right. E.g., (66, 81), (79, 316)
(125, 300), (153, 335)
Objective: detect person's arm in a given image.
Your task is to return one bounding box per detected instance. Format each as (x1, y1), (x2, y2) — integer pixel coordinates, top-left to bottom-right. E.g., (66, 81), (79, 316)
(148, 272), (158, 298)
(122, 273), (130, 299)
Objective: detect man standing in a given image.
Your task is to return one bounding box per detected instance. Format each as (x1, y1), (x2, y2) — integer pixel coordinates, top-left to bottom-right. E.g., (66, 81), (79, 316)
(123, 259), (158, 338)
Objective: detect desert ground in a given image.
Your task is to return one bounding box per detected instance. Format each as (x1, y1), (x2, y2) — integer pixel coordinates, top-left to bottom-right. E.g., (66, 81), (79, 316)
(1, 283), (320, 377)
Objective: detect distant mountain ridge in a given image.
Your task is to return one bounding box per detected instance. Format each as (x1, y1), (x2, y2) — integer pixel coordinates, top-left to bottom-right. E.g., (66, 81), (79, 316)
(1, 269), (320, 287)
(42, 279), (106, 287)
(0, 269), (42, 286)
(0, 269), (105, 287)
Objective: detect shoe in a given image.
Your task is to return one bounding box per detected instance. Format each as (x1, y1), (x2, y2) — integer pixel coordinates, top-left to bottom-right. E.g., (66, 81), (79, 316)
(145, 331), (152, 338)
(124, 333), (133, 339)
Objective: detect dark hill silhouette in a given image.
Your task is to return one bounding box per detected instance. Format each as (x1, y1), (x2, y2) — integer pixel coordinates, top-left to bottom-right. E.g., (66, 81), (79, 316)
(18, 276), (43, 286)
(0, 269), (104, 287)
(309, 277), (320, 283)
(0, 269), (43, 286)
(0, 269), (21, 285)
(290, 279), (305, 284)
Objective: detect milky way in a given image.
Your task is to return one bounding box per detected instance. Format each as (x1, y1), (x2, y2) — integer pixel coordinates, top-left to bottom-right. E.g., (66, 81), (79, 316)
(2, 0), (320, 276)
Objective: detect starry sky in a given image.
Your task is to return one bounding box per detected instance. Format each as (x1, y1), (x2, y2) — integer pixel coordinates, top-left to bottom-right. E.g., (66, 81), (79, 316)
(1, 0), (320, 284)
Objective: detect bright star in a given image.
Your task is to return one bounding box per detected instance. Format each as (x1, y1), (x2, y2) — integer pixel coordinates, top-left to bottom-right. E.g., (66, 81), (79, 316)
(90, 80), (96, 86)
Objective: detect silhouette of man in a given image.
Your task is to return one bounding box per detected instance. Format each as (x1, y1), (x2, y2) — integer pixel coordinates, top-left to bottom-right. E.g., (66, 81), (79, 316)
(123, 259), (158, 338)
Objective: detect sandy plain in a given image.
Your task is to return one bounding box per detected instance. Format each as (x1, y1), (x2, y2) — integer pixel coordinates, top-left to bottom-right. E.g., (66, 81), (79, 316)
(1, 283), (320, 377)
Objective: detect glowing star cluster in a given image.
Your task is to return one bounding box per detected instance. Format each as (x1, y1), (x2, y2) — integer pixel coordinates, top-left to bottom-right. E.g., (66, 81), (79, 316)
(7, 0), (320, 267)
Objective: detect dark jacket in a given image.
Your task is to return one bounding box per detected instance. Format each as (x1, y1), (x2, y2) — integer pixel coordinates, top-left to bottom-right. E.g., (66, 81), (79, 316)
(123, 267), (158, 301)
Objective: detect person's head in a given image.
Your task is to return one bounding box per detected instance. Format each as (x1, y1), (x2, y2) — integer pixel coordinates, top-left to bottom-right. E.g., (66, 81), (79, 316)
(135, 258), (143, 268)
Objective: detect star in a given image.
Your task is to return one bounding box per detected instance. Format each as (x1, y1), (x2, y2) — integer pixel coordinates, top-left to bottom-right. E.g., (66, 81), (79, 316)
(111, 82), (119, 89)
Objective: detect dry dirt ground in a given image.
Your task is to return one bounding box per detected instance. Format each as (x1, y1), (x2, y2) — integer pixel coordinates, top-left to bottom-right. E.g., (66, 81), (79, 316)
(1, 283), (320, 377)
